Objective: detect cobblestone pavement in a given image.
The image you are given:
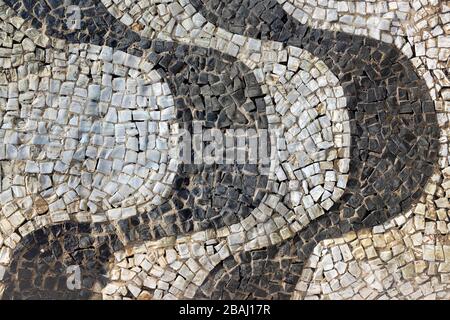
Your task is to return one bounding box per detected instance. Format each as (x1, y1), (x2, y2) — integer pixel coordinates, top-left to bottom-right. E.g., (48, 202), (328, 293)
(0, 0), (448, 300)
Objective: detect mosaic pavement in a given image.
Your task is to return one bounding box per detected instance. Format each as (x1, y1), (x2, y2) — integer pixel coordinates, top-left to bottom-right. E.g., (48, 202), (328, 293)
(0, 0), (448, 300)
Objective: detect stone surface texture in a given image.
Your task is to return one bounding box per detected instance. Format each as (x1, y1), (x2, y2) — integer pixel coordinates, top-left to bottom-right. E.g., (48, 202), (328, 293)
(0, 0), (447, 300)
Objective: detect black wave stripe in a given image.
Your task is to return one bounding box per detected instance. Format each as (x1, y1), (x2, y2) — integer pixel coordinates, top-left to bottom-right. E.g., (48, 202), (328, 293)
(192, 219), (343, 299)
(3, 0), (148, 56)
(195, 239), (305, 300)
(2, 222), (124, 300)
(187, 0), (440, 299)
(115, 40), (271, 243)
(190, 0), (439, 227)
